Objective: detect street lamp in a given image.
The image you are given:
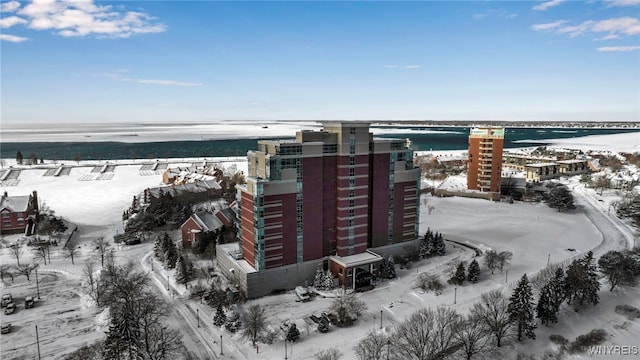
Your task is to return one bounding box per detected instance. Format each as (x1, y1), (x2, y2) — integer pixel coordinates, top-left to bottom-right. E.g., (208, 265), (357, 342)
(380, 310), (383, 329)
(454, 287), (457, 305)
(35, 268), (40, 299)
(196, 308), (199, 328)
(220, 334), (223, 355)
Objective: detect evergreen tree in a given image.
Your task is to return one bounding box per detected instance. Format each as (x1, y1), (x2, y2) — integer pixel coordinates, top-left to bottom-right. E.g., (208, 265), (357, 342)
(224, 311), (241, 333)
(564, 251), (600, 308)
(103, 310), (141, 360)
(322, 270), (335, 290)
(508, 274), (537, 341)
(549, 267), (566, 311)
(213, 304), (227, 327)
(467, 259), (480, 283)
(175, 255), (194, 285)
(286, 323), (301, 342)
(16, 151), (23, 165)
(537, 267), (566, 326)
(451, 262), (466, 285)
(153, 235), (165, 262)
(546, 185), (576, 212)
(163, 237), (179, 269)
(536, 283), (557, 326)
(313, 264), (325, 289)
(419, 228), (434, 258)
(433, 232), (446, 256)
(379, 256), (396, 279)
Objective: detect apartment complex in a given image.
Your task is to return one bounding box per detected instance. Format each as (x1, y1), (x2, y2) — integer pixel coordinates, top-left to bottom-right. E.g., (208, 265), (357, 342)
(237, 122), (420, 272)
(467, 127), (505, 193)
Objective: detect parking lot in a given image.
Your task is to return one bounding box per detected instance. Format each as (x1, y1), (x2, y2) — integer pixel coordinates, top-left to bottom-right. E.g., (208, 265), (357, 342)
(0, 272), (105, 360)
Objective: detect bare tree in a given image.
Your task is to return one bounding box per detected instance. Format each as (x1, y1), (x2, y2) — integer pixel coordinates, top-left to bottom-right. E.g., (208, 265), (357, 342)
(484, 250), (513, 274)
(142, 324), (182, 360)
(354, 331), (389, 360)
(16, 263), (39, 281)
(330, 289), (368, 326)
(10, 243), (23, 266)
(241, 304), (268, 346)
(471, 290), (513, 347)
(83, 261), (100, 306)
(0, 264), (14, 283)
(530, 264), (561, 292)
(496, 251), (513, 272)
(64, 245), (78, 265)
(315, 349), (342, 360)
(391, 307), (460, 360)
(93, 237), (112, 267)
(454, 313), (490, 360)
(33, 243), (48, 265)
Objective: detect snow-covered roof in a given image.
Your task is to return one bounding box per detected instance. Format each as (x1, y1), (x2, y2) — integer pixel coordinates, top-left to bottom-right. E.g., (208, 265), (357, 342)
(191, 211), (223, 232)
(526, 163), (558, 168)
(557, 159), (587, 164)
(148, 179), (222, 198)
(0, 194), (30, 212)
(330, 250), (383, 268)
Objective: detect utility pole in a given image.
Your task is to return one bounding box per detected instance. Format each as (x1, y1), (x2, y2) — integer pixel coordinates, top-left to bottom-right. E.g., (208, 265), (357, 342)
(505, 270), (509, 284)
(35, 325), (41, 360)
(284, 339), (288, 360)
(196, 308), (199, 328)
(547, 254), (550, 267)
(220, 334), (223, 355)
(380, 310), (383, 329)
(454, 287), (457, 304)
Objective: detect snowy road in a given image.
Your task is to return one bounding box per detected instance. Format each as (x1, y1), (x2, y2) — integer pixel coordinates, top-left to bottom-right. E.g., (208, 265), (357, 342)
(141, 251), (247, 360)
(573, 184), (636, 256)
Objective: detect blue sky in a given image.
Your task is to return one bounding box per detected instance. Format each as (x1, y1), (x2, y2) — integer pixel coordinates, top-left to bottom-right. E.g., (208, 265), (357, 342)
(1, 0), (639, 124)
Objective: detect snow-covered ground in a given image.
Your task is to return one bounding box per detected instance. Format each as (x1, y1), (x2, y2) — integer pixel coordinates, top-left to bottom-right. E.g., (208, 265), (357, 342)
(1, 130), (639, 360)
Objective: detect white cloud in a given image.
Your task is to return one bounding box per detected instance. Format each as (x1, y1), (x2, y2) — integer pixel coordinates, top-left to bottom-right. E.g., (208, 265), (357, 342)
(383, 65), (399, 68)
(531, 20), (568, 31)
(15, 0), (165, 38)
(0, 33), (29, 42)
(609, 0), (640, 6)
(404, 65), (421, 69)
(133, 79), (203, 87)
(0, 15), (27, 28)
(536, 17), (640, 39)
(473, 9), (517, 20)
(596, 45), (640, 51)
(533, 0), (566, 11)
(105, 71), (203, 87)
(0, 1), (21, 12)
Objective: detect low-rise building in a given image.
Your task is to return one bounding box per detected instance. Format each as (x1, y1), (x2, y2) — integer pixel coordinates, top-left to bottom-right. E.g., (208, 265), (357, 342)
(0, 191), (39, 235)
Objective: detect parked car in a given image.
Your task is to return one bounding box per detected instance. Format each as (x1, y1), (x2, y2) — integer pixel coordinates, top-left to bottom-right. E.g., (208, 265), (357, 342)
(295, 286), (311, 302)
(4, 303), (15, 315)
(1, 294), (12, 307)
(1, 323), (11, 334)
(25, 296), (34, 309)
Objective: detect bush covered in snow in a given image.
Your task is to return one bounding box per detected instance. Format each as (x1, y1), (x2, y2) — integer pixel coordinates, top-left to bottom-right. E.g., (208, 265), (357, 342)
(614, 304), (640, 320)
(568, 329), (608, 354)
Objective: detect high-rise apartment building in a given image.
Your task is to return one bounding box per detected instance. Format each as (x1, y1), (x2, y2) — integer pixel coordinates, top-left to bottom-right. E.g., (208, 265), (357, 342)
(467, 127), (504, 193)
(237, 122), (420, 272)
